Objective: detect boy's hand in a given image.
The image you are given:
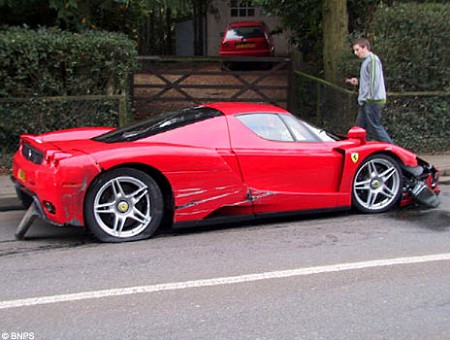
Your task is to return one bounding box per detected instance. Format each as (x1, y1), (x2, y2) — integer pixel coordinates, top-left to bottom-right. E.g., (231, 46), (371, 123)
(346, 77), (358, 86)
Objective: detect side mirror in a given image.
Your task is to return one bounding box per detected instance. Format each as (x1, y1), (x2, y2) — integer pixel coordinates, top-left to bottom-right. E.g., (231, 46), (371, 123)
(347, 126), (366, 144)
(219, 32), (224, 38)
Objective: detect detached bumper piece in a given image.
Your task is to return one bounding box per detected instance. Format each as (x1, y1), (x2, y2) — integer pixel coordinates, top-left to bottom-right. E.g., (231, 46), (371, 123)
(409, 181), (441, 208)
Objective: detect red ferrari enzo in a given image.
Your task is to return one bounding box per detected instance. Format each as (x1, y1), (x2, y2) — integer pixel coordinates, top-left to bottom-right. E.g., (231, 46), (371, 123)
(12, 102), (440, 242)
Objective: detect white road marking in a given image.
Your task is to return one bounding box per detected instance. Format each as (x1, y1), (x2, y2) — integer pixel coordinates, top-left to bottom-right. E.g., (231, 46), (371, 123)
(1, 253), (450, 310)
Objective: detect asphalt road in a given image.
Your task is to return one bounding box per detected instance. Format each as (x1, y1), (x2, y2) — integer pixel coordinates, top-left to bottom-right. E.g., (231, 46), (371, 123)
(0, 186), (449, 339)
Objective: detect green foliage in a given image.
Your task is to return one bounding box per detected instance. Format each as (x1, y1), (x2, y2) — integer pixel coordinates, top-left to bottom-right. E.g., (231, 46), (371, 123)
(369, 2), (450, 92)
(339, 2), (450, 91)
(1, 0), (196, 44)
(0, 26), (136, 168)
(372, 2), (450, 151)
(347, 0), (382, 32)
(0, 97), (123, 168)
(385, 96), (450, 152)
(335, 2), (450, 152)
(254, 0), (384, 62)
(293, 72), (449, 153)
(0, 27), (138, 97)
(0, 0), (203, 56)
(0, 0), (57, 27)
(254, 0), (322, 57)
(0, 0), (154, 36)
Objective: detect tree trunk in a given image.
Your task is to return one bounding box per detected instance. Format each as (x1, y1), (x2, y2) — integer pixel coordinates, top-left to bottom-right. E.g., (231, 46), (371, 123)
(166, 7), (173, 55)
(149, 10), (156, 54)
(322, 0), (348, 84)
(192, 0), (205, 56)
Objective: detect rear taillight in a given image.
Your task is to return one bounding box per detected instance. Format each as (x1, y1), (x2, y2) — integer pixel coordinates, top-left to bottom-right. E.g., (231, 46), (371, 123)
(22, 143), (44, 165)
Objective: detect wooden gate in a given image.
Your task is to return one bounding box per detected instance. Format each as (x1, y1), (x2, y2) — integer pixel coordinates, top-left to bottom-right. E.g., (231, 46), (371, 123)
(132, 56), (292, 119)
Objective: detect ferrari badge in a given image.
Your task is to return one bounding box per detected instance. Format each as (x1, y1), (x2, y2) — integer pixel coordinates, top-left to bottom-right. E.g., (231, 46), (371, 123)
(351, 153), (359, 163)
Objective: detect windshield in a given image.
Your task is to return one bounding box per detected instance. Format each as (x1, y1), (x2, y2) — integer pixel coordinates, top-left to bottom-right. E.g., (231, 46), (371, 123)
(93, 106), (223, 143)
(284, 116), (339, 142)
(311, 126), (341, 141)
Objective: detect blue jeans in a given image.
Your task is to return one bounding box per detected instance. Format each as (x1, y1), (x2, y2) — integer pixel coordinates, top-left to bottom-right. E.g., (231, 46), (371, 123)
(356, 103), (393, 143)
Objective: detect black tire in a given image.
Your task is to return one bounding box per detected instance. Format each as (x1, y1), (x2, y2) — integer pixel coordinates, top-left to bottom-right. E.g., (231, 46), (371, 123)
(352, 154), (403, 213)
(84, 168), (163, 242)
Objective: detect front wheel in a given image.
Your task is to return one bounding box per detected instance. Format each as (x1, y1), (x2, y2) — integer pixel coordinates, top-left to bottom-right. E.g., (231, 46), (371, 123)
(84, 168), (163, 242)
(352, 154), (403, 213)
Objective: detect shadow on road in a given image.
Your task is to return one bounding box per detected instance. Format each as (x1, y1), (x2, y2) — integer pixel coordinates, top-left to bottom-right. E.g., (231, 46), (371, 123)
(389, 206), (450, 232)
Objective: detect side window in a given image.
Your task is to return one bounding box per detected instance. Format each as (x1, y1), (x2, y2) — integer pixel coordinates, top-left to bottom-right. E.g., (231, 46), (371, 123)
(236, 113), (294, 142)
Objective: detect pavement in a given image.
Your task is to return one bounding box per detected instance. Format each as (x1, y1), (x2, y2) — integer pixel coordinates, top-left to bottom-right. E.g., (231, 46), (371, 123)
(0, 154), (449, 212)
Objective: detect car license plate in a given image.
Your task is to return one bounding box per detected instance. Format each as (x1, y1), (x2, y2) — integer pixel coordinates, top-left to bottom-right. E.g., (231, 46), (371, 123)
(236, 43), (256, 49)
(18, 169), (26, 182)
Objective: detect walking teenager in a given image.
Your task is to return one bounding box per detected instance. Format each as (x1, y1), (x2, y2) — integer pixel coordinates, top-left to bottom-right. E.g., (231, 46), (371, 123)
(346, 38), (393, 143)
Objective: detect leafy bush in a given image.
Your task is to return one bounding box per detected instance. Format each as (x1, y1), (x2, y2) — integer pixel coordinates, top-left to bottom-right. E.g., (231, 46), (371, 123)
(0, 97), (123, 168)
(293, 72), (449, 153)
(340, 3), (450, 91)
(370, 3), (449, 92)
(337, 2), (450, 152)
(370, 2), (450, 152)
(0, 27), (136, 169)
(0, 27), (138, 97)
(385, 96), (450, 153)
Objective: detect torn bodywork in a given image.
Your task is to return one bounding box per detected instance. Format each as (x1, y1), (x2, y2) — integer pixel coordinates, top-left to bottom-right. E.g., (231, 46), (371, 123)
(402, 157), (440, 208)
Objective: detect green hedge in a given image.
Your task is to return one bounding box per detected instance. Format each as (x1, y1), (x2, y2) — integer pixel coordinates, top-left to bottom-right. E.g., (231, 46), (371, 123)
(371, 3), (450, 152)
(385, 96), (450, 153)
(0, 27), (138, 97)
(0, 27), (137, 169)
(0, 96), (125, 169)
(370, 3), (449, 92)
(337, 2), (450, 152)
(340, 3), (449, 92)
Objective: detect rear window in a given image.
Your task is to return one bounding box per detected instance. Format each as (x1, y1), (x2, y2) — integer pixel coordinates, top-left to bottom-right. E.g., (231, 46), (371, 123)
(93, 107), (223, 143)
(225, 26), (264, 40)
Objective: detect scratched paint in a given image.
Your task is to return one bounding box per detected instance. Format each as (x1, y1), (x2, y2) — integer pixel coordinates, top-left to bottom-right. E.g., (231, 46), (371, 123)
(176, 188), (207, 198)
(176, 190), (242, 210)
(247, 189), (276, 201)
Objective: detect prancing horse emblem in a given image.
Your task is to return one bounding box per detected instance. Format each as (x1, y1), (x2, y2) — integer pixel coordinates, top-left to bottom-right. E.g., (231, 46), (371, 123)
(351, 153), (359, 163)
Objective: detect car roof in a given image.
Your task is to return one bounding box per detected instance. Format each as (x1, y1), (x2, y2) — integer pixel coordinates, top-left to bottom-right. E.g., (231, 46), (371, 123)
(203, 102), (289, 116)
(227, 21), (265, 28)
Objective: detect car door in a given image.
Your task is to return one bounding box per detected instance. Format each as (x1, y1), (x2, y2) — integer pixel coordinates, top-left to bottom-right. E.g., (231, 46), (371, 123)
(227, 112), (345, 214)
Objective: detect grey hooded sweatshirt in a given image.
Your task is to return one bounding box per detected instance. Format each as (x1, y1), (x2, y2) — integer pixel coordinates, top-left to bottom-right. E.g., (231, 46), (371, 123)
(358, 52), (386, 106)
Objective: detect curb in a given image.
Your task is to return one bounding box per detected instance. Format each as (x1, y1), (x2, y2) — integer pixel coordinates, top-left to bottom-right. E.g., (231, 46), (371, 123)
(0, 197), (23, 211)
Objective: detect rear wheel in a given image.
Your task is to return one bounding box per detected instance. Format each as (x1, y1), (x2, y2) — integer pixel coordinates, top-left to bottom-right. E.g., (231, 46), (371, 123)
(352, 154), (403, 213)
(84, 168), (163, 242)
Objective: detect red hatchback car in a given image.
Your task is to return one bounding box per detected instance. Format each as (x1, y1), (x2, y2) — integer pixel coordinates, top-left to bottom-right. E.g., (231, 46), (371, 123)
(219, 21), (274, 57)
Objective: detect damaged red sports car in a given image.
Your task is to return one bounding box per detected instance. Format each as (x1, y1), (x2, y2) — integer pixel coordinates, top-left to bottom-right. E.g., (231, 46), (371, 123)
(12, 102), (440, 242)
